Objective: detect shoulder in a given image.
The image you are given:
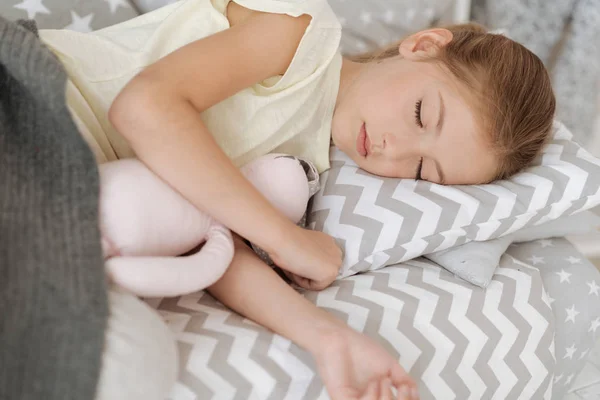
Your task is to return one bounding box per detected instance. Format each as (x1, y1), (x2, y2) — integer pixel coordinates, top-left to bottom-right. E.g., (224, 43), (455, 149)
(226, 1), (312, 45)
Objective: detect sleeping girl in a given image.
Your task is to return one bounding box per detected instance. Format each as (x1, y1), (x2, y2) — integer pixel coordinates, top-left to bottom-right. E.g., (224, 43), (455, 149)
(39, 1), (555, 398)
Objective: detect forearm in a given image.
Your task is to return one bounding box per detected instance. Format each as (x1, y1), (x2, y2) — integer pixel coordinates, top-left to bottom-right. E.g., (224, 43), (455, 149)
(208, 238), (345, 353)
(109, 83), (293, 254)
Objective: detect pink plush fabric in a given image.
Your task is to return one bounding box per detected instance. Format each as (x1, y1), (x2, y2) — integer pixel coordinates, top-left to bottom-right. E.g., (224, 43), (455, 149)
(99, 154), (310, 297)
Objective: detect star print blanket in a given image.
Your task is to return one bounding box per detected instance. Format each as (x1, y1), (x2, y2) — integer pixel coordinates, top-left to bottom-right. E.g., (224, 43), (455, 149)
(146, 237), (600, 400)
(0, 0), (138, 32)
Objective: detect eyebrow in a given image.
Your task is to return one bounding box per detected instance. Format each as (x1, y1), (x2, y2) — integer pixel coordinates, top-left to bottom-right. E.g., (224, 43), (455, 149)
(435, 91), (446, 184)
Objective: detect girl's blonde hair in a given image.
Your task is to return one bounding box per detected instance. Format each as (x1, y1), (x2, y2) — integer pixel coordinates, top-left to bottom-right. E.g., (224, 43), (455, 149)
(350, 23), (556, 181)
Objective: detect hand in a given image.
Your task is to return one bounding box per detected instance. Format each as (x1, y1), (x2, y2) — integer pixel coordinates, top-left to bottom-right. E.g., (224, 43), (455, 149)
(313, 328), (419, 400)
(269, 226), (342, 291)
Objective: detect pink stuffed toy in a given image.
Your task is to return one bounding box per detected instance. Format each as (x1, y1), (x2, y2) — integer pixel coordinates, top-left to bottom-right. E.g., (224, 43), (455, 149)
(99, 154), (312, 297)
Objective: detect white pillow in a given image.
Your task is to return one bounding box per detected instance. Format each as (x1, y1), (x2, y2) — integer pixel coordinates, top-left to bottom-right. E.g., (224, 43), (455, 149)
(307, 121), (600, 278)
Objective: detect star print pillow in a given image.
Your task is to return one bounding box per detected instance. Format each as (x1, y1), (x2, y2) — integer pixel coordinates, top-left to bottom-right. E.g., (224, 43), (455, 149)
(307, 121), (600, 279)
(1, 0), (138, 32)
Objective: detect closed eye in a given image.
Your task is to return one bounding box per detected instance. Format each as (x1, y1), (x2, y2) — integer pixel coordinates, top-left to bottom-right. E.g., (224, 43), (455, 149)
(415, 157), (423, 181)
(414, 100), (423, 128)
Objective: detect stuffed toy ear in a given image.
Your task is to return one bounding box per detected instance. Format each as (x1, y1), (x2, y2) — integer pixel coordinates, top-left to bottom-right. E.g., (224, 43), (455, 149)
(241, 154), (310, 224)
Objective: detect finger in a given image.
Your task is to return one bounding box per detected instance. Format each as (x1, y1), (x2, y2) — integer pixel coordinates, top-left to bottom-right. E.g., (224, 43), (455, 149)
(395, 385), (411, 400)
(359, 381), (379, 400)
(380, 379), (394, 400)
(309, 279), (328, 291)
(281, 270), (295, 283)
(282, 271), (312, 290)
(389, 365), (418, 400)
(293, 275), (314, 290)
(389, 364), (413, 388)
(410, 387), (420, 400)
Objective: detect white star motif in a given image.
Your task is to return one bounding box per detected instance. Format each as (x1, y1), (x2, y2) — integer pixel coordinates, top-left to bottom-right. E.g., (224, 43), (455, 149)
(556, 269), (572, 283)
(566, 256), (582, 264)
(553, 373), (563, 383)
(547, 296), (555, 305)
(423, 7), (434, 20)
(589, 317), (600, 333)
(587, 280), (600, 296)
(527, 255), (545, 265)
(64, 11), (94, 33)
(564, 373), (575, 386)
(579, 348), (589, 360)
(565, 304), (580, 323)
(538, 239), (554, 248)
(13, 0), (50, 20)
(564, 343), (577, 359)
(103, 0), (130, 14)
(355, 41), (367, 52)
(383, 10), (395, 24)
(360, 11), (372, 25)
(405, 8), (416, 22)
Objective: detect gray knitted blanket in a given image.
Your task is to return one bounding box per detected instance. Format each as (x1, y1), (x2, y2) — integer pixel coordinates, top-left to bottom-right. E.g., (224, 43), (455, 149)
(0, 16), (107, 400)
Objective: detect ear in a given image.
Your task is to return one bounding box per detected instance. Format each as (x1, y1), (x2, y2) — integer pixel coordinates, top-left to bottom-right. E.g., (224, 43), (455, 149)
(399, 28), (453, 60)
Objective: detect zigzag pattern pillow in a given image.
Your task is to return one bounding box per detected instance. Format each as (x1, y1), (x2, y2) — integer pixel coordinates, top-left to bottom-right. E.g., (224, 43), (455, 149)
(307, 121), (600, 278)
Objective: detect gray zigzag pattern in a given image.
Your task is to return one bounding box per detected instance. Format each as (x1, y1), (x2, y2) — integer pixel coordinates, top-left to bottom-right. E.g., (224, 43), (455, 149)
(495, 270), (532, 399)
(423, 260), (504, 398)
(161, 295), (258, 399)
(418, 267), (471, 397)
(376, 179), (424, 249)
(413, 184), (463, 233)
(332, 178), (386, 258)
(225, 316), (295, 400)
(155, 258), (553, 399)
(373, 266), (438, 399)
(525, 266), (555, 400)
(463, 276), (502, 398)
(508, 260), (556, 400)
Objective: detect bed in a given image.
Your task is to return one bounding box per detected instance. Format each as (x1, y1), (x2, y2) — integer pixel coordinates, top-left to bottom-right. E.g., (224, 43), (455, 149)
(145, 238), (600, 399)
(2, 0), (598, 398)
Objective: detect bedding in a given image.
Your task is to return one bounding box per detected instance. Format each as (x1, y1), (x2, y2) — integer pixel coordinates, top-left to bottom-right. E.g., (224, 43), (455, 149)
(4, 3), (597, 399)
(307, 121), (600, 282)
(326, 0), (454, 56)
(143, 237), (600, 399)
(424, 210), (600, 288)
(0, 0), (138, 31)
(511, 237), (600, 400)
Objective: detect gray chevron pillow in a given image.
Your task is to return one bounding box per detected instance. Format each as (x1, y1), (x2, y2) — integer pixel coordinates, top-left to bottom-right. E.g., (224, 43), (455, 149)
(307, 121), (600, 278)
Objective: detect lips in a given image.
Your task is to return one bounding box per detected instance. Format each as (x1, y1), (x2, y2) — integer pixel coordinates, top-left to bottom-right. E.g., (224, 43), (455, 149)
(356, 123), (370, 157)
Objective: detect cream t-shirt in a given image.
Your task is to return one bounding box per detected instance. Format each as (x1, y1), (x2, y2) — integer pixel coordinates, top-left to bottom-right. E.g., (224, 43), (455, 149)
(39, 0), (342, 172)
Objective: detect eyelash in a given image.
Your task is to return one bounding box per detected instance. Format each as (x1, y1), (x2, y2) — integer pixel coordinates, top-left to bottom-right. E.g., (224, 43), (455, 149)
(415, 99), (424, 180)
(416, 157), (423, 181)
(414, 99), (423, 128)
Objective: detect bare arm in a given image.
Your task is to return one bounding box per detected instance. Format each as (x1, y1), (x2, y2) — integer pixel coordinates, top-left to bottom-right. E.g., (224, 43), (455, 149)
(108, 4), (310, 258)
(208, 237), (419, 400)
(209, 236), (343, 352)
